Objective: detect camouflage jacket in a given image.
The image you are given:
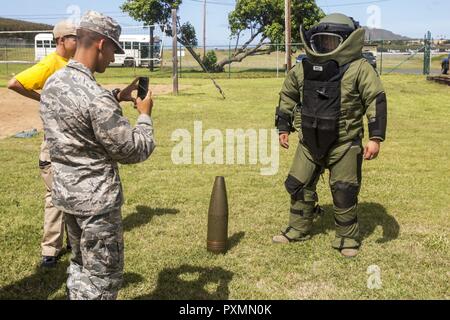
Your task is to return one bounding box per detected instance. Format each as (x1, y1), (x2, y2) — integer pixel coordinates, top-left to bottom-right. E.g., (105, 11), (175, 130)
(40, 60), (156, 216)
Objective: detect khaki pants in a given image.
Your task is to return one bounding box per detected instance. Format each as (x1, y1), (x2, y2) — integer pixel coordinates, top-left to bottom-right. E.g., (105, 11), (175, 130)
(39, 141), (66, 257)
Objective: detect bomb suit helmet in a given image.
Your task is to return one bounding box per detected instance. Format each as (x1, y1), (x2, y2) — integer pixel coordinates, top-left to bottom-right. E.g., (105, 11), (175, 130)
(305, 13), (360, 54)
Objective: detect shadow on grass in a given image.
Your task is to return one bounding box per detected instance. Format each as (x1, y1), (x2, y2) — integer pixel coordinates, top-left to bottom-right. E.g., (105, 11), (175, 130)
(123, 206), (179, 232)
(0, 259), (69, 300)
(0, 260), (145, 300)
(122, 272), (146, 289)
(134, 265), (233, 300)
(311, 202), (400, 243)
(228, 231), (245, 251)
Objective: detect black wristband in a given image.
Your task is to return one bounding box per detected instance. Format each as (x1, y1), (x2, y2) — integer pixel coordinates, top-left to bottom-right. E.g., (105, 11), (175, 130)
(112, 88), (121, 102)
(275, 107), (294, 133)
(368, 92), (387, 141)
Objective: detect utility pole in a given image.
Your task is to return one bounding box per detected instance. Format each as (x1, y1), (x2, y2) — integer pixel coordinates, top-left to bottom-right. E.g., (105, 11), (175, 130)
(172, 8), (179, 95)
(423, 31), (431, 75)
(380, 40), (384, 75)
(149, 25), (155, 72)
(285, 0), (292, 73)
(203, 0), (207, 59)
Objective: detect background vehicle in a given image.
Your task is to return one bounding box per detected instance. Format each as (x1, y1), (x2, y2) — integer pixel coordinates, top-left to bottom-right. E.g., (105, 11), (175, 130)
(362, 51), (377, 69)
(35, 33), (162, 67)
(115, 35), (162, 67)
(296, 54), (307, 64)
(34, 33), (56, 61)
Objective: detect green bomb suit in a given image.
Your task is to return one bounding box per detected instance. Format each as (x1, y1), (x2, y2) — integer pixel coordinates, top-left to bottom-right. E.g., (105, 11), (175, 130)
(276, 20), (387, 251)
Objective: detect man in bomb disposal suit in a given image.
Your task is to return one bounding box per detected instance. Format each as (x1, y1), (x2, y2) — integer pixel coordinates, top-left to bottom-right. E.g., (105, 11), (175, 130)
(41, 11), (156, 299)
(273, 13), (388, 258)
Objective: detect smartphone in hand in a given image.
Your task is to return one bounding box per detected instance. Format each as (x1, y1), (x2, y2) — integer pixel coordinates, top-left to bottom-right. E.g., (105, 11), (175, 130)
(138, 77), (149, 100)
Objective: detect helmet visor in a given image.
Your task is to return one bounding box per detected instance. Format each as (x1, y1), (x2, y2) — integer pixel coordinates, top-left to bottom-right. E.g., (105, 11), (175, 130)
(310, 33), (344, 54)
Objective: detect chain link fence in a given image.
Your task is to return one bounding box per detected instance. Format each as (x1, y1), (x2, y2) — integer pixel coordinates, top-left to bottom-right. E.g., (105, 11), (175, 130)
(174, 40), (450, 78)
(1, 33), (449, 85)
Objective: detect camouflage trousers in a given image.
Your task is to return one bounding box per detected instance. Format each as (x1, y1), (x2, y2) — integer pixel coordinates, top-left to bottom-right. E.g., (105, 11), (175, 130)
(282, 139), (363, 250)
(65, 209), (124, 300)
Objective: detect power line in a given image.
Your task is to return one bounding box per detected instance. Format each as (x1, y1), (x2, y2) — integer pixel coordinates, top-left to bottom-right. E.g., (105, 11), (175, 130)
(1, 15), (129, 19)
(0, 0), (396, 22)
(13, 16), (129, 21)
(0, 0), (395, 18)
(185, 0), (235, 7)
(185, 0), (392, 8)
(0, 11), (130, 23)
(319, 0), (394, 8)
(0, 16), (130, 23)
(0, 11), (123, 18)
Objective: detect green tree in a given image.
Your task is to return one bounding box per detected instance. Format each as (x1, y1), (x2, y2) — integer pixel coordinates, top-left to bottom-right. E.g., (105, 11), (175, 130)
(122, 0), (226, 97)
(216, 0), (324, 71)
(121, 0), (324, 73)
(202, 50), (218, 72)
(121, 0), (206, 70)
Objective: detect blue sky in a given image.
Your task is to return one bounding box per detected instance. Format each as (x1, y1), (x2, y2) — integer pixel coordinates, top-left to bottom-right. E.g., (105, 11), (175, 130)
(1, 0), (449, 44)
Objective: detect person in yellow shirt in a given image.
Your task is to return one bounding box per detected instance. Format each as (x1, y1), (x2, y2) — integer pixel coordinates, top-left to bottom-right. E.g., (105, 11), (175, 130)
(7, 20), (77, 268)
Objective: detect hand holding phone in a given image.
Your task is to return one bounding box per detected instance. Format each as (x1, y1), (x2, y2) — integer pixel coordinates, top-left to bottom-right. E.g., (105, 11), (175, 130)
(138, 77), (149, 100)
(136, 88), (153, 116)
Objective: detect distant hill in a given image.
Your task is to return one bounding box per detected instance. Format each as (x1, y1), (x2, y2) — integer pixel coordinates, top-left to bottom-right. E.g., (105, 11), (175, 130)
(0, 17), (53, 42)
(363, 27), (411, 41)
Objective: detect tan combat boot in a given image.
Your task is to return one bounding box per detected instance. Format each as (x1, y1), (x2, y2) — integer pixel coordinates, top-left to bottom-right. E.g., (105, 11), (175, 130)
(272, 234), (291, 244)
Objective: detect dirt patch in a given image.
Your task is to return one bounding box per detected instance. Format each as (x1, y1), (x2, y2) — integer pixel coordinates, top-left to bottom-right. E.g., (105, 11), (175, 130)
(0, 84), (188, 139)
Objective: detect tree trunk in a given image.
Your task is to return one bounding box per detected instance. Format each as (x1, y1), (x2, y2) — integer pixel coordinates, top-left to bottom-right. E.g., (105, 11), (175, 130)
(177, 37), (208, 72)
(176, 37), (226, 99)
(216, 37), (268, 70)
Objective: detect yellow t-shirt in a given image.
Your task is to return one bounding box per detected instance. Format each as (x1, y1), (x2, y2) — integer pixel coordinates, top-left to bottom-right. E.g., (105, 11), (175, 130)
(15, 52), (69, 91)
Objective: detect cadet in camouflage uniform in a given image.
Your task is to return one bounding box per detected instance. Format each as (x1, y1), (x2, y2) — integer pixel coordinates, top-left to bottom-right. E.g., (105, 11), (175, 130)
(40, 11), (156, 299)
(273, 14), (388, 258)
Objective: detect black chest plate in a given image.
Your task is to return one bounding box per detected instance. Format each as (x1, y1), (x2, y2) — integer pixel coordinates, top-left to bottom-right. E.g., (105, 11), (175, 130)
(301, 59), (349, 160)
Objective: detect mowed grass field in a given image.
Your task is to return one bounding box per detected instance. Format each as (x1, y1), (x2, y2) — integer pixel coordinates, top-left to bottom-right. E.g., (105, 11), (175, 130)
(0, 74), (449, 300)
